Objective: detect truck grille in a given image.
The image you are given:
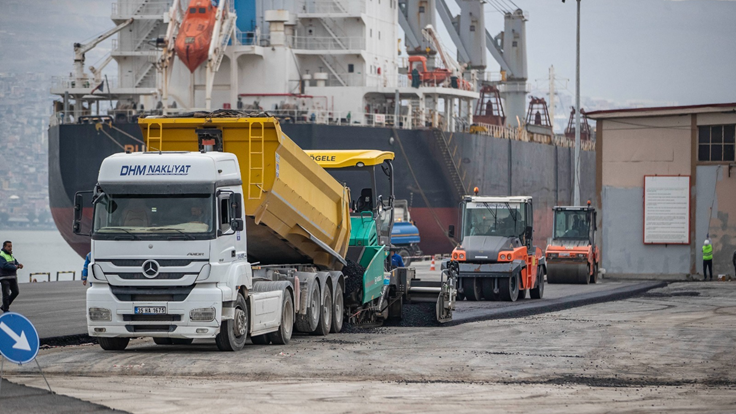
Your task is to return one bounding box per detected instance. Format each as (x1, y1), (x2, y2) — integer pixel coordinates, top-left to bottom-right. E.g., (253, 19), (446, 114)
(117, 273), (188, 280)
(103, 259), (206, 267)
(125, 325), (176, 333)
(123, 315), (182, 322)
(110, 285), (195, 302)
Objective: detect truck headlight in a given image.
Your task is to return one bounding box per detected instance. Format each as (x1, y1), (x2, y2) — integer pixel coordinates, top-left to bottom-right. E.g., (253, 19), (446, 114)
(92, 264), (108, 281)
(190, 307), (216, 322)
(89, 307), (111, 321)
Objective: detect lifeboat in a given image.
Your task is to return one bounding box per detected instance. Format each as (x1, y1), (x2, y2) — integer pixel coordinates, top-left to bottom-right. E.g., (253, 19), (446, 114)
(175, 0), (217, 73)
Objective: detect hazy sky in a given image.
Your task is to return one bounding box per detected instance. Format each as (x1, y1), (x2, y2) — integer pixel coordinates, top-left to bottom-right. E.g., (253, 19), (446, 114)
(1, 0), (733, 107)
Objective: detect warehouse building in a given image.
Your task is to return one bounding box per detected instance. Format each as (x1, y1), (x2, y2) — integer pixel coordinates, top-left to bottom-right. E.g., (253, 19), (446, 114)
(588, 103), (736, 279)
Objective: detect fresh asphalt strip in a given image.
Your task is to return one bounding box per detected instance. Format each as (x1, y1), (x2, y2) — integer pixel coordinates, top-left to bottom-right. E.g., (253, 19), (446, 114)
(445, 280), (667, 326)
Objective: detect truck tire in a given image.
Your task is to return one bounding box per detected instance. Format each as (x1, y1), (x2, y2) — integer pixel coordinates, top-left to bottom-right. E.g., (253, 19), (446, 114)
(215, 293), (248, 351)
(462, 277), (481, 301)
(500, 273), (519, 302)
(399, 249), (411, 266)
(98, 337), (129, 351)
(518, 287), (527, 300)
(331, 283), (344, 333)
(314, 285), (332, 336)
(481, 279), (500, 301)
(269, 292), (294, 345)
(388, 296), (404, 320)
(530, 266), (545, 299)
(296, 284), (320, 333)
(590, 264), (598, 284)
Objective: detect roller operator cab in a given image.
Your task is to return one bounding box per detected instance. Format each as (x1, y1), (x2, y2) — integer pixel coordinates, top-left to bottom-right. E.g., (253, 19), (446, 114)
(545, 204), (600, 284)
(449, 195), (545, 302)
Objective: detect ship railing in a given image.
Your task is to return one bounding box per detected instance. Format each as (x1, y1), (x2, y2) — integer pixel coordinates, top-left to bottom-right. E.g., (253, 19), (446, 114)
(264, 109), (412, 129)
(236, 31), (271, 47)
(111, 1), (173, 18)
(311, 73), (370, 87)
(470, 122), (595, 150)
(291, 36), (366, 51)
(51, 76), (119, 91)
(299, 0), (366, 15)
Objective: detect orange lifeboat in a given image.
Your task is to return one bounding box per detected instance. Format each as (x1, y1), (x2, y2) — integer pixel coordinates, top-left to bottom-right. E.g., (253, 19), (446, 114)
(175, 0), (217, 73)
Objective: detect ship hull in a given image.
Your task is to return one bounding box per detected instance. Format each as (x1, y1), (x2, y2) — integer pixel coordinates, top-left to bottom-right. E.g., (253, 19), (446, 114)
(49, 121), (596, 258)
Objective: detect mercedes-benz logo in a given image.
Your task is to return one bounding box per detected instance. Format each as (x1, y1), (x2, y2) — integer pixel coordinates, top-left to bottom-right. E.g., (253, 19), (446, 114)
(142, 260), (160, 278)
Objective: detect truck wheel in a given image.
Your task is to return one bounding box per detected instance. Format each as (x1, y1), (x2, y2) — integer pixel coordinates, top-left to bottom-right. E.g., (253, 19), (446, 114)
(215, 293), (248, 351)
(269, 292), (294, 345)
(481, 279), (500, 301)
(518, 287), (527, 300)
(462, 278), (481, 301)
(500, 274), (519, 302)
(388, 296), (404, 320)
(331, 284), (344, 333)
(314, 285), (332, 336)
(98, 337), (130, 351)
(531, 266), (545, 299)
(590, 264), (598, 284)
(251, 335), (270, 345)
(399, 249), (411, 266)
(296, 284), (321, 333)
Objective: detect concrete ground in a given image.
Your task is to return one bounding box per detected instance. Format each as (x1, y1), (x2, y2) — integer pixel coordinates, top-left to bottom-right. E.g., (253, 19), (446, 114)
(5, 281), (736, 413)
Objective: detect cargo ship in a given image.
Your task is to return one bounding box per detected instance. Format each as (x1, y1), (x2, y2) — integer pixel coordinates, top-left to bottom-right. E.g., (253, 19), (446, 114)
(49, 0), (596, 258)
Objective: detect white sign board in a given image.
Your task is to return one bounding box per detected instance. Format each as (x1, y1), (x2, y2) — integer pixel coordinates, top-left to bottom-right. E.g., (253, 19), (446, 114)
(644, 176), (690, 244)
(374, 114), (385, 125)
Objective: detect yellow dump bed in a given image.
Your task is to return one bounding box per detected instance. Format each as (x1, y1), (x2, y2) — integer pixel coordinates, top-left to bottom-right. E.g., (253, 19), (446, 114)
(138, 116), (350, 269)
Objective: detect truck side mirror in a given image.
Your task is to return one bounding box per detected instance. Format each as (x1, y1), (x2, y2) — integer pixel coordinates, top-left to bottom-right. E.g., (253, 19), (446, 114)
(73, 191), (93, 236)
(448, 224), (455, 239)
(229, 193), (242, 219)
(230, 218), (244, 232)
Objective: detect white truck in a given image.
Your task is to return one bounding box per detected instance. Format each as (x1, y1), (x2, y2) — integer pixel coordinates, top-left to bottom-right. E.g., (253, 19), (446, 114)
(74, 116), (358, 351)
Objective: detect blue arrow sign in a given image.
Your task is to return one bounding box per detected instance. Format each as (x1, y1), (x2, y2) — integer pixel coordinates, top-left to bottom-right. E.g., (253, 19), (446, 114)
(0, 312), (39, 364)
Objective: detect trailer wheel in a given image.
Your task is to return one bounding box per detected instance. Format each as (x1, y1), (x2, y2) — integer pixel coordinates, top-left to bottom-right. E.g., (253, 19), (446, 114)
(590, 264), (598, 284)
(314, 285), (332, 336)
(331, 283), (344, 333)
(531, 266), (545, 299)
(462, 277), (482, 301)
(251, 335), (270, 345)
(269, 292), (294, 345)
(215, 293), (248, 351)
(481, 279), (500, 301)
(98, 337), (129, 351)
(500, 273), (519, 302)
(296, 284), (321, 333)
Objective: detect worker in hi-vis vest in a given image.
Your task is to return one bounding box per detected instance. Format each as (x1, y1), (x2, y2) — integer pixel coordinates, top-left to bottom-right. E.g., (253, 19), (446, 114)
(702, 239), (713, 281)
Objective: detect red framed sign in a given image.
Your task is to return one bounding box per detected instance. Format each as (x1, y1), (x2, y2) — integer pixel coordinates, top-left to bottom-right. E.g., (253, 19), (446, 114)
(643, 175), (691, 245)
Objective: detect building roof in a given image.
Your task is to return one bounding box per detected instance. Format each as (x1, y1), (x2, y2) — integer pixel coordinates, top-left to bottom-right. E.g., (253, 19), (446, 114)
(586, 102), (736, 120)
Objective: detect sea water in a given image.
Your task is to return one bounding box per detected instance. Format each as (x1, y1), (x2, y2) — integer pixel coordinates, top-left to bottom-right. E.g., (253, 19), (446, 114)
(0, 229), (85, 284)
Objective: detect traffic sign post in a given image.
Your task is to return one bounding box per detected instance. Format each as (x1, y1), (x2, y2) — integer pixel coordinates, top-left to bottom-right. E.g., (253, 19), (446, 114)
(0, 312), (51, 395)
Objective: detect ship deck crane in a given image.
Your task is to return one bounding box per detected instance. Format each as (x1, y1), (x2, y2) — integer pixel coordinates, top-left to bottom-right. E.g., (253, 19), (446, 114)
(74, 18), (134, 84)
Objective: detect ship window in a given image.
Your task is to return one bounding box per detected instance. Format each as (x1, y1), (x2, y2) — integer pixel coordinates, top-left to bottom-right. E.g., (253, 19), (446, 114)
(419, 6), (425, 13)
(199, 7), (206, 13)
(348, 64), (354, 73)
(189, 7), (196, 13)
(185, 37), (195, 44)
(370, 29), (372, 38)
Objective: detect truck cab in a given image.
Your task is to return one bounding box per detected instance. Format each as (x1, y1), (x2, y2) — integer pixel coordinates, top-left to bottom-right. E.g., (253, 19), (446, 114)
(450, 195), (545, 302)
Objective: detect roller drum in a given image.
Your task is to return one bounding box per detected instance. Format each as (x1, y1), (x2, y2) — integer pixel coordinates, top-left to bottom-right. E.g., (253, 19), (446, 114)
(547, 262), (589, 284)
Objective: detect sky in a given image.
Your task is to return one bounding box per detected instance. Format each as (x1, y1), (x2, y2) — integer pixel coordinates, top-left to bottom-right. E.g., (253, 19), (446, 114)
(0, 0), (734, 109)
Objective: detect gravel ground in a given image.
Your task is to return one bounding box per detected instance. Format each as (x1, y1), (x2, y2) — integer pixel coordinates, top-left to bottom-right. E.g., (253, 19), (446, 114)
(6, 281), (736, 413)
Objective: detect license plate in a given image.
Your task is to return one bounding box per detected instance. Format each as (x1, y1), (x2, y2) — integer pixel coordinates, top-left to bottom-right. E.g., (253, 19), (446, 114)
(135, 306), (167, 315)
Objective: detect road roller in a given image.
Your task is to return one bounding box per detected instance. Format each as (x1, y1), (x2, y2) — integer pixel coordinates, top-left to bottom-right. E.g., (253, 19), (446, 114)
(545, 202), (600, 284)
(448, 192), (545, 302)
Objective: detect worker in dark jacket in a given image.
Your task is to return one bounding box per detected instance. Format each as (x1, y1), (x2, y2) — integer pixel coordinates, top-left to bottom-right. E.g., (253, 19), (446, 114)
(390, 251), (405, 269)
(0, 241), (23, 313)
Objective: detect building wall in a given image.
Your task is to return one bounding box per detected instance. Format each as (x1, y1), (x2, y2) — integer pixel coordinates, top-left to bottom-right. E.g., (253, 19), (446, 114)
(598, 110), (736, 277)
(599, 115), (692, 276)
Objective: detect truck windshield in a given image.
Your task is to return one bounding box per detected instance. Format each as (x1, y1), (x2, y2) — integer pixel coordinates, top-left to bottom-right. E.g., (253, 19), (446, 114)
(554, 210), (590, 239)
(463, 202), (526, 238)
(93, 194), (214, 236)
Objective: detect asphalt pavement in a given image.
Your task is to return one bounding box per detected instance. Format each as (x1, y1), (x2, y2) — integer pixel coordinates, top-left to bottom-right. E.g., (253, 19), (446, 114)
(3, 281), (87, 340)
(0, 378), (125, 413)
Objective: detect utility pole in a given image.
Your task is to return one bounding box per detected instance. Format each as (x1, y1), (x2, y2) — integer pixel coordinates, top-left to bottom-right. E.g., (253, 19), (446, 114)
(573, 0), (581, 206)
